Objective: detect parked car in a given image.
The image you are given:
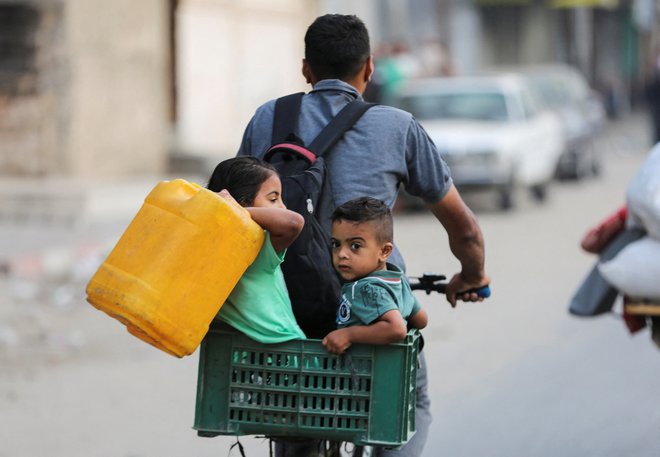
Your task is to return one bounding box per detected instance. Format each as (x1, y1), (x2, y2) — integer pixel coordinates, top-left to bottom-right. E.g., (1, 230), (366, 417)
(393, 74), (564, 210)
(521, 63), (606, 180)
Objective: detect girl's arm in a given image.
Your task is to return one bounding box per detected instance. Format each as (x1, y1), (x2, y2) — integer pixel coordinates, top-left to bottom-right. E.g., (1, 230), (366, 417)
(322, 310), (408, 354)
(245, 207), (304, 253)
(216, 190), (304, 254)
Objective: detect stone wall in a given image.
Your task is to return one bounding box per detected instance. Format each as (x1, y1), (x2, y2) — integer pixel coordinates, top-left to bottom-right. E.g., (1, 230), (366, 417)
(0, 3), (67, 176)
(64, 0), (169, 177)
(0, 0), (169, 178)
(174, 0), (316, 161)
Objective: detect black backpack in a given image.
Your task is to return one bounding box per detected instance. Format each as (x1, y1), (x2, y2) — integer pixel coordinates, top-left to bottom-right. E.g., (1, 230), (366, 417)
(264, 92), (374, 338)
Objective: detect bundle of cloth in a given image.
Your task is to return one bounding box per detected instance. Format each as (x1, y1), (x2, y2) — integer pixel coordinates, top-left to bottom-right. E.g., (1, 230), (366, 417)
(597, 144), (660, 302)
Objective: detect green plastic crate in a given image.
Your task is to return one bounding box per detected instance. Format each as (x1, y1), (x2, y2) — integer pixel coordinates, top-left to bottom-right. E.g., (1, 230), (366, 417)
(194, 323), (420, 448)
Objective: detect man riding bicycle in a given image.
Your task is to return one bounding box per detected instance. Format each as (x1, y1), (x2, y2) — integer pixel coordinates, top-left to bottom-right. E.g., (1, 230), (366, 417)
(233, 13), (490, 456)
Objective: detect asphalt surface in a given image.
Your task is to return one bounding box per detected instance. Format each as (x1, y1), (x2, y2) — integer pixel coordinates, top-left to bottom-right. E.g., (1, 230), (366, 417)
(1, 111), (659, 457)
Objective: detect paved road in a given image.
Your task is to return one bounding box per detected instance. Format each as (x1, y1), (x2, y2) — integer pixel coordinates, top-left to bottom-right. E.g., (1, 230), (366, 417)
(409, 180), (660, 456)
(1, 114), (659, 456)
(408, 116), (660, 457)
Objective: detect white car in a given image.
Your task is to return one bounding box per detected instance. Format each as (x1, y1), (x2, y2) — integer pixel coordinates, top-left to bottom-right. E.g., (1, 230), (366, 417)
(521, 63), (606, 180)
(394, 75), (564, 209)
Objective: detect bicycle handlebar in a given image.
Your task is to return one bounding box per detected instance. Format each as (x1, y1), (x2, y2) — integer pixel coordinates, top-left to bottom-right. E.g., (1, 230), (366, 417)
(409, 273), (491, 298)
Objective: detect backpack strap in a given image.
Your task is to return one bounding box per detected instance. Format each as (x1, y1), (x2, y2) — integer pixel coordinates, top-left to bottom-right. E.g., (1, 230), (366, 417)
(308, 100), (374, 157)
(271, 92), (374, 156)
(271, 92), (305, 144)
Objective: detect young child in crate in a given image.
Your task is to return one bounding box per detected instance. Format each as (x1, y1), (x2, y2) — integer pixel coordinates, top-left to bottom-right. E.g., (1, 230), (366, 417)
(322, 197), (428, 354)
(207, 156), (306, 343)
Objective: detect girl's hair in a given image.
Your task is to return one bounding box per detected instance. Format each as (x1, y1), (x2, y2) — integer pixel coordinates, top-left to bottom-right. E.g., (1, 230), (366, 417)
(207, 156), (278, 206)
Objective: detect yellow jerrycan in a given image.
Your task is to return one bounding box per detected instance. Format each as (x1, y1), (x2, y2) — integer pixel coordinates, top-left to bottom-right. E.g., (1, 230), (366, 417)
(86, 179), (264, 357)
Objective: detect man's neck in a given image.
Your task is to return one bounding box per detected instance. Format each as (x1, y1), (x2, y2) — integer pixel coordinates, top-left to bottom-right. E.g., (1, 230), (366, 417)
(343, 76), (367, 94)
(310, 77), (364, 94)
(303, 58), (371, 94)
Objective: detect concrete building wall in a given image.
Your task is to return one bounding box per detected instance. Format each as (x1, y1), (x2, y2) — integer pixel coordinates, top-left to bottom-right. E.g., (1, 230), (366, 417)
(318, 0), (381, 43)
(2, 1), (653, 179)
(519, 3), (558, 65)
(450, 0), (482, 75)
(478, 3), (557, 70)
(64, 0), (170, 177)
(0, 1), (385, 177)
(0, 0), (170, 178)
(0, 3), (67, 177)
(175, 0), (317, 160)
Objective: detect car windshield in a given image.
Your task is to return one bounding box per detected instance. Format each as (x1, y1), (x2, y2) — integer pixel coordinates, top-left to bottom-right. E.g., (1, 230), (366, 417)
(528, 73), (588, 107)
(398, 91), (509, 122)
(528, 77), (570, 106)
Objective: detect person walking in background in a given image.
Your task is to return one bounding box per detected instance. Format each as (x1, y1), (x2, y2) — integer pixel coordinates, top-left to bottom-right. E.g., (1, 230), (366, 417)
(419, 39), (455, 77)
(230, 13), (490, 456)
(364, 41), (422, 104)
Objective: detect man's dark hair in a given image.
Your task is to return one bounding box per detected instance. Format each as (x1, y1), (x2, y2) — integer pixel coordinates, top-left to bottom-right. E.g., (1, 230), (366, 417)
(331, 197), (393, 243)
(207, 156), (277, 206)
(304, 14), (371, 81)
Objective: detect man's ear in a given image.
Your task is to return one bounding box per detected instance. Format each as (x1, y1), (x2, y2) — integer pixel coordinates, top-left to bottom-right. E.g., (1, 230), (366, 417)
(302, 59), (313, 84)
(364, 55), (374, 83)
(380, 242), (393, 262)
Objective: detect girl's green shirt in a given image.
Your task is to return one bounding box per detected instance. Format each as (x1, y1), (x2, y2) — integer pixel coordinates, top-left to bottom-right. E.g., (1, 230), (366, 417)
(216, 231), (306, 343)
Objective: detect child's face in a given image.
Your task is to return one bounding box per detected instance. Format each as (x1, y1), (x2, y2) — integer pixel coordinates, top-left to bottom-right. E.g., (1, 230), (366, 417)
(252, 173), (285, 208)
(331, 220), (392, 282)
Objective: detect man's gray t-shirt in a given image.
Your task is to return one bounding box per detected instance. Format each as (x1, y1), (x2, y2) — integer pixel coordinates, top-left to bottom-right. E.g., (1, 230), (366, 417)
(237, 79), (453, 270)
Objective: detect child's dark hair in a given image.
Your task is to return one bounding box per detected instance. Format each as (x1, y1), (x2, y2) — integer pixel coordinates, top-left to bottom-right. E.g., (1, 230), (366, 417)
(304, 14), (371, 81)
(207, 156), (278, 206)
(331, 197), (393, 243)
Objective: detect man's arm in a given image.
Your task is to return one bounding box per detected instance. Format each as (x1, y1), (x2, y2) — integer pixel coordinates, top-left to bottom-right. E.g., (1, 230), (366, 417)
(427, 185), (490, 307)
(322, 310), (407, 354)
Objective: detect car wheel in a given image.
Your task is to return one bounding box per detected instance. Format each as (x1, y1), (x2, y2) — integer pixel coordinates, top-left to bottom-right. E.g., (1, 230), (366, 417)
(591, 158), (602, 177)
(589, 145), (602, 177)
(497, 166), (517, 211)
(498, 189), (513, 210)
(498, 180), (515, 211)
(561, 149), (584, 181)
(530, 183), (548, 203)
(579, 140), (602, 179)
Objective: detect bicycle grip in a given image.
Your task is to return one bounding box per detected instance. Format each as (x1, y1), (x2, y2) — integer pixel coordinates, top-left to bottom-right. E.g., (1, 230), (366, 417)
(459, 285), (491, 298)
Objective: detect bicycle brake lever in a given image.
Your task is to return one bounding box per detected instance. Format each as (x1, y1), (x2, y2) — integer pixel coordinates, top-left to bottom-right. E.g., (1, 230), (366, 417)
(420, 273), (446, 282)
(414, 273), (447, 295)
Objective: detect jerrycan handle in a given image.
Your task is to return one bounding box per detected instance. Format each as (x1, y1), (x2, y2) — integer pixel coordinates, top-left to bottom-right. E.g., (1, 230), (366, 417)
(145, 179), (206, 218)
(145, 179), (256, 227)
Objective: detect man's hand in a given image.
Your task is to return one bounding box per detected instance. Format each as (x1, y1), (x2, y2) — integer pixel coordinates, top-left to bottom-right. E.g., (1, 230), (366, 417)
(445, 272), (491, 308)
(322, 328), (352, 354)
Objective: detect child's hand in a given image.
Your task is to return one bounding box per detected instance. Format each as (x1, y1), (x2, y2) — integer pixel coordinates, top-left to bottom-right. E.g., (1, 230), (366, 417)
(217, 189), (251, 217)
(217, 189), (239, 205)
(322, 329), (352, 354)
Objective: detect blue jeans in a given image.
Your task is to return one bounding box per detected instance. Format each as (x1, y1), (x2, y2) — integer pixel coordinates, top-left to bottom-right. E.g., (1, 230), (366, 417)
(274, 352), (432, 457)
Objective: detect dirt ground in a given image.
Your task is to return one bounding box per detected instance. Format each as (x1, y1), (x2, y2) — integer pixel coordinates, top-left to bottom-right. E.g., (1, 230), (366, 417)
(0, 249), (270, 457)
(0, 184), (268, 457)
